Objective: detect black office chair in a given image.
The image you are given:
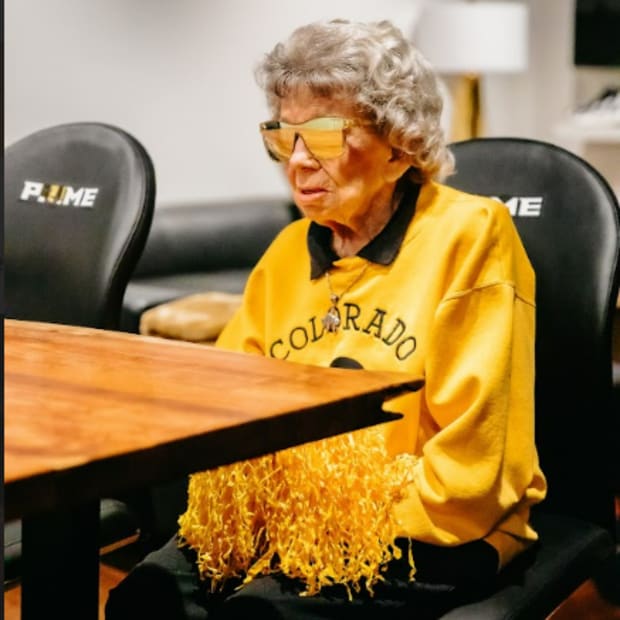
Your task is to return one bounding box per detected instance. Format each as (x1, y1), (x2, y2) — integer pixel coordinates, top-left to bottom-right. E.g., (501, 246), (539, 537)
(438, 137), (619, 618)
(3, 122), (157, 586)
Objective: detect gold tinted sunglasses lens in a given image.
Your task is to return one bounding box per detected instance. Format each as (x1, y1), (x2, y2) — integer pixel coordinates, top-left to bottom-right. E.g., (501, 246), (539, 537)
(260, 118), (348, 161)
(261, 129), (296, 162)
(299, 128), (344, 159)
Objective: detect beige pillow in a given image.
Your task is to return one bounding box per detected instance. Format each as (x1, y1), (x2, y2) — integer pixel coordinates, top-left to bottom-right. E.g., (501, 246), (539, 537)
(139, 291), (243, 343)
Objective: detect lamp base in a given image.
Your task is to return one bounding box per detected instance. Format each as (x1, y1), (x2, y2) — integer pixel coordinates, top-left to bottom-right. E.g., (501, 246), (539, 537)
(446, 74), (483, 142)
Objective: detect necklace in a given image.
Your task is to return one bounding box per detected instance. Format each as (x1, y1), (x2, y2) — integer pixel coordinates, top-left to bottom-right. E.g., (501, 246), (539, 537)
(321, 264), (370, 333)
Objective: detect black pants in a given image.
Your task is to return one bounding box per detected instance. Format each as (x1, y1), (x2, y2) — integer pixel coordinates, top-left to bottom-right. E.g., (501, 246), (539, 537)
(105, 536), (499, 620)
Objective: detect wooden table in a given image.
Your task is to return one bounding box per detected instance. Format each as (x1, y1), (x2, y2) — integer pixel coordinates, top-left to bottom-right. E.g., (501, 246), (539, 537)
(4, 319), (423, 619)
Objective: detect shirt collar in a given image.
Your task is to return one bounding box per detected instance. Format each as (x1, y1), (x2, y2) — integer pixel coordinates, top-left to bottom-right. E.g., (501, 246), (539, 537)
(307, 179), (421, 279)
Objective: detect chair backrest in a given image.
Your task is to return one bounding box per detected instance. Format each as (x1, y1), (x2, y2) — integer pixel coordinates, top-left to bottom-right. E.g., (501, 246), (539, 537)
(445, 137), (620, 534)
(4, 122), (156, 330)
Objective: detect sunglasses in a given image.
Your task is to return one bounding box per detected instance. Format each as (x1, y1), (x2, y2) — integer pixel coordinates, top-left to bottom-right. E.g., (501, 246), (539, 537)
(259, 117), (373, 162)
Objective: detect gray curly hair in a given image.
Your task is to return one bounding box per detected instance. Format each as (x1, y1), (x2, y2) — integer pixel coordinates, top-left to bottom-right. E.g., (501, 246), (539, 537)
(255, 19), (454, 182)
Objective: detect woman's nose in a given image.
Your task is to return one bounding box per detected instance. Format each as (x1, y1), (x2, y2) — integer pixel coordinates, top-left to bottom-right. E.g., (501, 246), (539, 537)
(288, 135), (319, 168)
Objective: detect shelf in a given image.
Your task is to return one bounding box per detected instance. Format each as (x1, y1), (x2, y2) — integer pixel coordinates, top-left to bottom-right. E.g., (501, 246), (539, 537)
(554, 122), (620, 145)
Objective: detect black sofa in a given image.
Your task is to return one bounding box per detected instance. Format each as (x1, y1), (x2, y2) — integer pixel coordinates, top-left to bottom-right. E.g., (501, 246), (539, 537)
(120, 197), (299, 334)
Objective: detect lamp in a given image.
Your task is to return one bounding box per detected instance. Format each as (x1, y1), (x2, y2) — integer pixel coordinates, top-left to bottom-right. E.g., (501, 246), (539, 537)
(414, 1), (528, 141)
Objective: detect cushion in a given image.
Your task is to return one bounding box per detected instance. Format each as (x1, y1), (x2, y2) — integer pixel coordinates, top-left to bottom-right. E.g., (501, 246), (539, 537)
(139, 292), (243, 343)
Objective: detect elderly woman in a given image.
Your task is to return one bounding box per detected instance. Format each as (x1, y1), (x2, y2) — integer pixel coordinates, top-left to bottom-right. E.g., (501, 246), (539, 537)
(106, 19), (546, 620)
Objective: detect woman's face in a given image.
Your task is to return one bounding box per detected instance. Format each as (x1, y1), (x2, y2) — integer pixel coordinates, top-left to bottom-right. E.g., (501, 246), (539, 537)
(279, 89), (408, 234)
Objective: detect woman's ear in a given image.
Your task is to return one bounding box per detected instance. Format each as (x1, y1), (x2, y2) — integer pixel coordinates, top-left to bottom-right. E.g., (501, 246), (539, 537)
(385, 148), (411, 182)
(390, 148), (403, 160)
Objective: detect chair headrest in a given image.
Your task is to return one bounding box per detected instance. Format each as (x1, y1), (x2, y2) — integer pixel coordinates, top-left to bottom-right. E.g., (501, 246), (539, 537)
(4, 122), (156, 328)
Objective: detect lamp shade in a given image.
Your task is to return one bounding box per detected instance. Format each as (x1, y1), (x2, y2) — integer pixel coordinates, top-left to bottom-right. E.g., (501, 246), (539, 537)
(414, 1), (528, 74)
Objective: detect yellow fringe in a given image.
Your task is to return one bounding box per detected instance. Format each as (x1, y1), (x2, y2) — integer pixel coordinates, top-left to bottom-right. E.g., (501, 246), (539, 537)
(178, 427), (417, 598)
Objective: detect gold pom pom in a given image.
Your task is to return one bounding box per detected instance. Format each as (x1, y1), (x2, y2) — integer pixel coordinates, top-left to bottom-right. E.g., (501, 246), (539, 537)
(178, 427), (417, 598)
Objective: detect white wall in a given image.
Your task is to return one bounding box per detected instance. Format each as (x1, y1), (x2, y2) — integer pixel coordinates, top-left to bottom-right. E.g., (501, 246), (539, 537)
(484, 0), (574, 140)
(5, 0), (423, 204)
(5, 0), (611, 205)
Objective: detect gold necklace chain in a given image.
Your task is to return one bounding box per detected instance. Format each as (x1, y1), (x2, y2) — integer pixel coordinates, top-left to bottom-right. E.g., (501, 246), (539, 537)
(322, 264), (370, 333)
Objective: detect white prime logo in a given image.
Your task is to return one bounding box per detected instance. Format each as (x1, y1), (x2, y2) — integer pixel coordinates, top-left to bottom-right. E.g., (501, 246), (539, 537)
(492, 195), (543, 217)
(19, 180), (99, 208)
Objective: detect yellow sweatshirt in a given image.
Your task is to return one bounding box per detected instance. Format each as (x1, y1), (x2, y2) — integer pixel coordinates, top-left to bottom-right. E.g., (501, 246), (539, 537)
(180, 181), (547, 593)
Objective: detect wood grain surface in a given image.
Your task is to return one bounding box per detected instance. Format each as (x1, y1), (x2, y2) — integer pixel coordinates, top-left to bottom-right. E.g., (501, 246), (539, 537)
(5, 319), (422, 519)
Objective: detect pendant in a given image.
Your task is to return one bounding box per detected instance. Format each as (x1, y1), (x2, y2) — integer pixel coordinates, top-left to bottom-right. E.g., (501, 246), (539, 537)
(321, 294), (341, 333)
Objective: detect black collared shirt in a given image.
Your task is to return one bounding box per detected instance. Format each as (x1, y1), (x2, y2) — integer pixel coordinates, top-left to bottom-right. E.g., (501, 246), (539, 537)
(307, 180), (421, 279)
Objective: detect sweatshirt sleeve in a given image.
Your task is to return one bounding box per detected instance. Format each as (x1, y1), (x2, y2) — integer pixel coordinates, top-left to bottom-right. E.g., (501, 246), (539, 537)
(216, 219), (309, 355)
(393, 203), (543, 546)
(215, 264), (267, 355)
